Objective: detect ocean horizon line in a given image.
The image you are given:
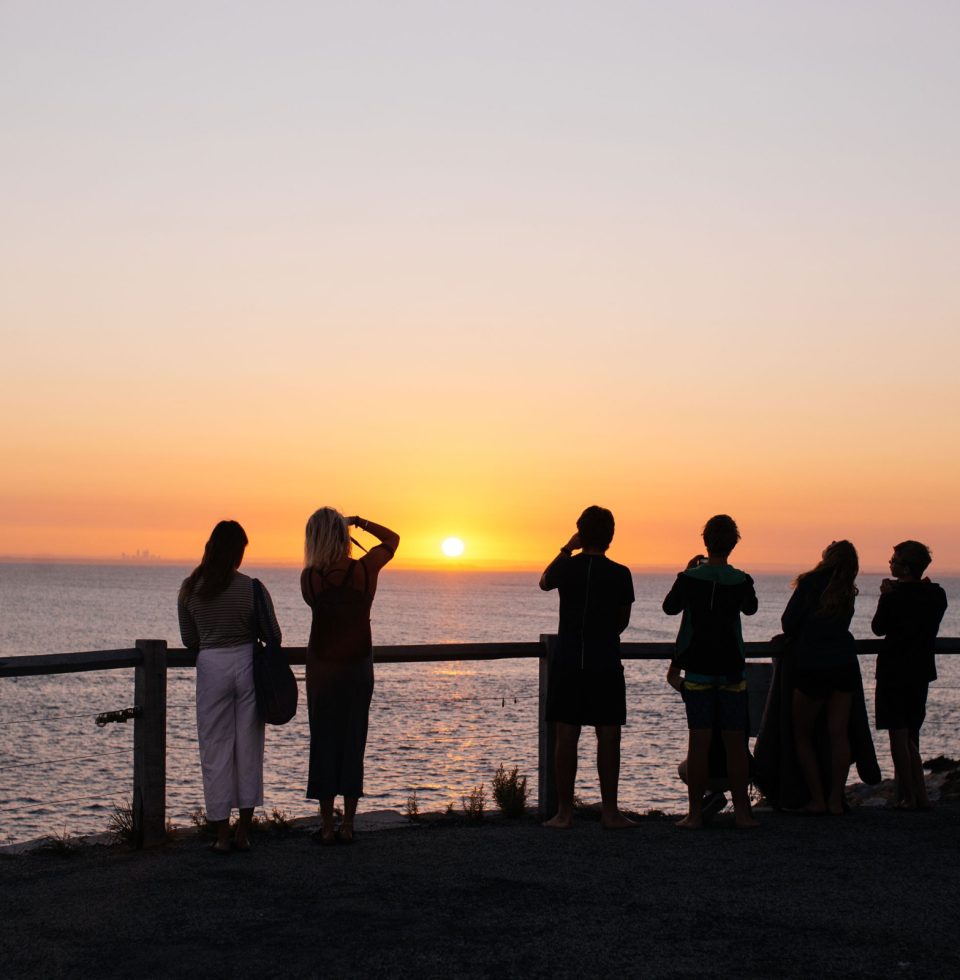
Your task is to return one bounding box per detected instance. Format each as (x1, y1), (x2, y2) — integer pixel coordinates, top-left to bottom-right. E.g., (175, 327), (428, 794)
(1, 554), (950, 576)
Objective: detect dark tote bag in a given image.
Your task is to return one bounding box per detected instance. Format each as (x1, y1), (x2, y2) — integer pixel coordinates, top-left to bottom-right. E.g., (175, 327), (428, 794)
(252, 578), (298, 725)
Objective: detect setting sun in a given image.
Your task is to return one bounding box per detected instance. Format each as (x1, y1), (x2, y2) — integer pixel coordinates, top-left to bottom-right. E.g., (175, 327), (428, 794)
(441, 537), (465, 558)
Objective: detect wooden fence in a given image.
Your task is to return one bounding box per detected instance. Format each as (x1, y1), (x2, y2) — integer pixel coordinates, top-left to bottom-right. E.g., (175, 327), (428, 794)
(2, 637), (959, 846)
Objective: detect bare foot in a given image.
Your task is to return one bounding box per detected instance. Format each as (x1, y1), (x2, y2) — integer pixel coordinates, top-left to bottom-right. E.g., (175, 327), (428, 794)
(543, 813), (574, 829)
(601, 812), (638, 829)
(675, 815), (703, 829)
(735, 816), (760, 829)
(803, 802), (827, 815)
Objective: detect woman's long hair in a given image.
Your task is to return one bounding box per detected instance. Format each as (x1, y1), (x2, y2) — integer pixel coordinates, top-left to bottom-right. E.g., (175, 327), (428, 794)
(794, 540), (859, 618)
(179, 520), (248, 602)
(305, 507), (350, 570)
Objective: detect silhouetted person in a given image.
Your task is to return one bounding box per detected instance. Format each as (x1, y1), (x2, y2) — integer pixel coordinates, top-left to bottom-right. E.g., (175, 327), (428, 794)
(178, 520), (282, 853)
(664, 514), (759, 829)
(871, 540), (947, 810)
(782, 540), (861, 815)
(540, 506), (636, 829)
(301, 509), (399, 844)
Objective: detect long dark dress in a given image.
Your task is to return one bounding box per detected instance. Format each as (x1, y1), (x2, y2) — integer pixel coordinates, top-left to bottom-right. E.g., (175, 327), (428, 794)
(301, 552), (388, 800)
(754, 571), (881, 807)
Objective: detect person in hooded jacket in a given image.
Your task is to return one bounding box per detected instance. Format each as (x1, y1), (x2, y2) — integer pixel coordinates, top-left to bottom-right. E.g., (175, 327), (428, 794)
(664, 514), (759, 829)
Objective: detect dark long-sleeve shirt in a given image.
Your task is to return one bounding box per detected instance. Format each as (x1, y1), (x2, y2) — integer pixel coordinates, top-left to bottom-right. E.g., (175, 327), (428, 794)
(871, 580), (947, 685)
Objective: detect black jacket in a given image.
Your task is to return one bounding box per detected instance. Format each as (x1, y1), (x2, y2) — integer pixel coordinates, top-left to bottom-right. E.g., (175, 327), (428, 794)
(662, 563), (757, 677)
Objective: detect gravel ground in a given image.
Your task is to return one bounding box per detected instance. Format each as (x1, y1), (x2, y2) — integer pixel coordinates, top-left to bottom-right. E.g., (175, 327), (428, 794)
(2, 803), (958, 979)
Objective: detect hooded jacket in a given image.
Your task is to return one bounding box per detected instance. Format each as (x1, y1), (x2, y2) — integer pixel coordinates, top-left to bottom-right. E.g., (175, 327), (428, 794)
(663, 563), (758, 678)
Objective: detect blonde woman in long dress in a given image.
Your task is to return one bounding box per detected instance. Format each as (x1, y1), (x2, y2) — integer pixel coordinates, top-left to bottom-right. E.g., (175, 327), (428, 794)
(301, 508), (399, 844)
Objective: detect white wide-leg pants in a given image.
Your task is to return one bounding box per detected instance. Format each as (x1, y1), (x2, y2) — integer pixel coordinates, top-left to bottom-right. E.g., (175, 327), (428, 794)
(195, 643), (265, 822)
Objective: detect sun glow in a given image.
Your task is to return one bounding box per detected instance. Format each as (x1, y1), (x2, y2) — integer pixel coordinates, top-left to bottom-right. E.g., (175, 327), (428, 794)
(441, 536), (465, 558)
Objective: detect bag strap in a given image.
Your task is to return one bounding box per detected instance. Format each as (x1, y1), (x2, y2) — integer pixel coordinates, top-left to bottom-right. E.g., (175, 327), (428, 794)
(252, 578), (278, 646)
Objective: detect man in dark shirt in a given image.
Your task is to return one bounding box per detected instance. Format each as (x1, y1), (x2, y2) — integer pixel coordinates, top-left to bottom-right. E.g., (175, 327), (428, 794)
(540, 506), (635, 829)
(872, 540), (948, 809)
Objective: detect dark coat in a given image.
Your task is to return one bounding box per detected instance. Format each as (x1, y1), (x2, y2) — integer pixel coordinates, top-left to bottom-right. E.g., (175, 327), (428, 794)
(752, 650), (881, 809)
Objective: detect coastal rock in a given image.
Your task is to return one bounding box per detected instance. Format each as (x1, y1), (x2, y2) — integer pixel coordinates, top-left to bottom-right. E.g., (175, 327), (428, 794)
(923, 754), (960, 774)
(846, 761), (960, 806)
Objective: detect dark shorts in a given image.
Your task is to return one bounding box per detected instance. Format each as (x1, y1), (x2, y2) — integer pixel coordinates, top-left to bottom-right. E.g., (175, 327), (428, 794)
(546, 664), (626, 727)
(792, 662), (860, 700)
(682, 680), (748, 732)
(875, 678), (928, 741)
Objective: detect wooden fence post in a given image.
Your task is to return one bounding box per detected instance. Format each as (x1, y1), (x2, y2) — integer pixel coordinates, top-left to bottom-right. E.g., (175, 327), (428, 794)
(538, 634), (557, 820)
(133, 639), (167, 848)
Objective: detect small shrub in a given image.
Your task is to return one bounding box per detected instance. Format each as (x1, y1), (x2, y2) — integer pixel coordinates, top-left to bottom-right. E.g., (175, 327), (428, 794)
(38, 828), (80, 856)
(269, 808), (292, 833)
(108, 800), (136, 845)
(444, 801), (456, 817)
(405, 791), (420, 821)
(492, 765), (528, 818)
(190, 808), (215, 837)
(461, 783), (486, 823)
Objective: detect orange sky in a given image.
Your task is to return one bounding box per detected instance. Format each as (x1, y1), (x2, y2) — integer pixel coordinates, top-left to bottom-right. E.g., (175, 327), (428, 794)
(2, 4), (959, 573)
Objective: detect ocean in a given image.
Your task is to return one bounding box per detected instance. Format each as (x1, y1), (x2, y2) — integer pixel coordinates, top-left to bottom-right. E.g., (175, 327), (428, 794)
(1, 562), (958, 844)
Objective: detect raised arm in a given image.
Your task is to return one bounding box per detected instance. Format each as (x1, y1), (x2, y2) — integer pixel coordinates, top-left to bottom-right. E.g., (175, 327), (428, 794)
(662, 573), (686, 616)
(539, 533), (579, 590)
(349, 516), (400, 571)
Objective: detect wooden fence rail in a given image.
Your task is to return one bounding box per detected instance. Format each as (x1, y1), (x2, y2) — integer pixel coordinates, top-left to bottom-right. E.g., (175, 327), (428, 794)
(2, 638), (959, 846)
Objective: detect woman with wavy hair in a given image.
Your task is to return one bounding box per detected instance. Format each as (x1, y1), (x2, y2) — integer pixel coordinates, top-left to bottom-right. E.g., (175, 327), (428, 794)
(301, 508), (399, 843)
(178, 520), (282, 853)
(781, 540), (860, 814)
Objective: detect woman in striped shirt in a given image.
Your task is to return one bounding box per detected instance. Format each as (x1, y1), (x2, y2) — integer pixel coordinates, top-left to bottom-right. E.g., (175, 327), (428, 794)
(178, 520), (282, 853)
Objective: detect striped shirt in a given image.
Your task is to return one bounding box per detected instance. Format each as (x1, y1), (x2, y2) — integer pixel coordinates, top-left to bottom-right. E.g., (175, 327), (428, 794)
(177, 572), (282, 651)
